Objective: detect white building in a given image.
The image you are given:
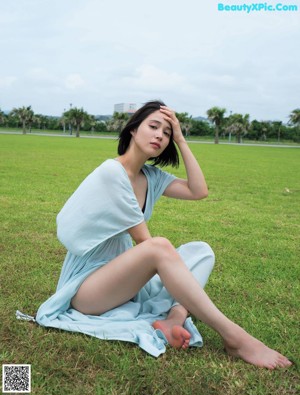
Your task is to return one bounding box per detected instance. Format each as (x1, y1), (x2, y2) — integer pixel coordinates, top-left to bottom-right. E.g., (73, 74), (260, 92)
(114, 103), (141, 114)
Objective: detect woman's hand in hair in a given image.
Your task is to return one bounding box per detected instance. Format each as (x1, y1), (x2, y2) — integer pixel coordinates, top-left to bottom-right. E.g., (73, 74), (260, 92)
(159, 106), (185, 145)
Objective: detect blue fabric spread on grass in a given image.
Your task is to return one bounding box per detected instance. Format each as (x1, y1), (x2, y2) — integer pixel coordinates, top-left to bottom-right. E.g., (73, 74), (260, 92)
(30, 159), (215, 357)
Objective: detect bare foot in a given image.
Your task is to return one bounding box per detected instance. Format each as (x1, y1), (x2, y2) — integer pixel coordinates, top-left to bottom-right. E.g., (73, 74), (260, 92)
(152, 320), (191, 349)
(224, 325), (293, 369)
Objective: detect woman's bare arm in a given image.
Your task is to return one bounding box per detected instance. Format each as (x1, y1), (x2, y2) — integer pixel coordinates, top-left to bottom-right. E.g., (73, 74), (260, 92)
(160, 106), (208, 201)
(128, 221), (152, 244)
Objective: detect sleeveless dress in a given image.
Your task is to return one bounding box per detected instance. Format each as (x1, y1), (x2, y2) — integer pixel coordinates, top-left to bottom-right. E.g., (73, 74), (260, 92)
(17, 159), (215, 357)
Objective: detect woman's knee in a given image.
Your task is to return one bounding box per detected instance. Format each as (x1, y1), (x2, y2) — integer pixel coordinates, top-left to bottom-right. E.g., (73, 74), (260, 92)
(152, 236), (175, 251)
(145, 237), (177, 260)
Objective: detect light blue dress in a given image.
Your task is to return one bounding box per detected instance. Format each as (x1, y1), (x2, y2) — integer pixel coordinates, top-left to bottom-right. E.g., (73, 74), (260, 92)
(17, 159), (215, 357)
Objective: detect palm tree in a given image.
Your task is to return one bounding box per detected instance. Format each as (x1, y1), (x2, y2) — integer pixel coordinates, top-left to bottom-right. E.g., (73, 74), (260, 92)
(226, 113), (250, 143)
(260, 121), (271, 141)
(108, 112), (130, 133)
(59, 113), (67, 133)
(289, 109), (300, 127)
(89, 115), (97, 133)
(288, 108), (300, 143)
(10, 106), (34, 134)
(63, 107), (90, 138)
(176, 112), (193, 137)
(27, 111), (35, 133)
(0, 108), (6, 125)
(272, 121), (282, 142)
(206, 107), (226, 144)
(35, 114), (48, 130)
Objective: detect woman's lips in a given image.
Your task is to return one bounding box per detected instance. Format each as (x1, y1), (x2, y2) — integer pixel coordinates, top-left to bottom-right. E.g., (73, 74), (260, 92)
(150, 142), (161, 149)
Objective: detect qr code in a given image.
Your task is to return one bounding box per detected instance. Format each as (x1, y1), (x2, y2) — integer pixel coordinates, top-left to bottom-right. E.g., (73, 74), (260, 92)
(2, 364), (31, 393)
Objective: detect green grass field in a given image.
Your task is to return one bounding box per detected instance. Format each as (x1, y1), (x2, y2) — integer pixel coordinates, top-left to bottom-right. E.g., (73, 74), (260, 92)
(1, 134), (299, 394)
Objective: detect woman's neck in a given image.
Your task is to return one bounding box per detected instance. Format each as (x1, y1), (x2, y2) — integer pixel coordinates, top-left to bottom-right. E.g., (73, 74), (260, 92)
(116, 152), (146, 179)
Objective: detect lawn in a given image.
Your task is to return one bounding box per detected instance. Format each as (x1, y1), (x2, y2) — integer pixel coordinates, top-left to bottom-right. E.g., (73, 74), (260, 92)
(0, 134), (299, 395)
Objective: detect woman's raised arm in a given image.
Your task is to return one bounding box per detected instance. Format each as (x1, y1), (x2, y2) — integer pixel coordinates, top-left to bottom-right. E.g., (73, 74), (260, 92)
(160, 106), (208, 201)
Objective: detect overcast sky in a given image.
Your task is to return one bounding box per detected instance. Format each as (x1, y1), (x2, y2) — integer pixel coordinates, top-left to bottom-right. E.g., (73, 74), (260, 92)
(1, 0), (299, 122)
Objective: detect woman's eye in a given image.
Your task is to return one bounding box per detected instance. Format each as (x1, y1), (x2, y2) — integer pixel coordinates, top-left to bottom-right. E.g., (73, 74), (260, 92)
(164, 131), (171, 137)
(150, 125), (157, 129)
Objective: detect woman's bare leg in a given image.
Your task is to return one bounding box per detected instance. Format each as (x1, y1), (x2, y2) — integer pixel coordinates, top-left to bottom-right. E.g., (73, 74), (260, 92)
(71, 237), (292, 369)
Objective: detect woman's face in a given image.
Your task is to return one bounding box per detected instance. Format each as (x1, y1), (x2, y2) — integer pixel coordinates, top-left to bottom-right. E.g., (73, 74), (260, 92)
(131, 110), (172, 157)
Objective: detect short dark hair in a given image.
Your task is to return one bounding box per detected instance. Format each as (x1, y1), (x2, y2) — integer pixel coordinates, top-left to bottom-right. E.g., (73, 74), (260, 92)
(117, 100), (179, 167)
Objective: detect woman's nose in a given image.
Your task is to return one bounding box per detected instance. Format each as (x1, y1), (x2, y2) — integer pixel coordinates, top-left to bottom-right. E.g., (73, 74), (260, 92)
(155, 129), (163, 140)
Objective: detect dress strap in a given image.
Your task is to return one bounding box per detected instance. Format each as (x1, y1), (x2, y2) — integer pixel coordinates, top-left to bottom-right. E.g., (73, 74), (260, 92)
(16, 310), (36, 322)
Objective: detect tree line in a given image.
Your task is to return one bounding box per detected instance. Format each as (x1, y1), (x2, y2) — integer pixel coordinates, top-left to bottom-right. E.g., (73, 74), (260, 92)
(1, 105), (299, 143)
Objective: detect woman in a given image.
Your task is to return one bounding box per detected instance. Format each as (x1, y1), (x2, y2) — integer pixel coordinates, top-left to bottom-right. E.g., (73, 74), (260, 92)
(30, 101), (291, 368)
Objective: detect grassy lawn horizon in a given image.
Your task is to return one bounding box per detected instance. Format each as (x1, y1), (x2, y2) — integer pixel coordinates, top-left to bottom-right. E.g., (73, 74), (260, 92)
(1, 134), (299, 394)
(1, 127), (300, 146)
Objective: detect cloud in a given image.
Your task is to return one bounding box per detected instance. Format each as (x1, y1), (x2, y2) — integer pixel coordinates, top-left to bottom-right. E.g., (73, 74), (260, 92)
(64, 73), (86, 90)
(0, 76), (17, 88)
(1, 0), (299, 119)
(121, 65), (192, 93)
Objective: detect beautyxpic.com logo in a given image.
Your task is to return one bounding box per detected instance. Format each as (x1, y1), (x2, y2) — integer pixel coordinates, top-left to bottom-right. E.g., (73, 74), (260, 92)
(218, 2), (298, 13)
